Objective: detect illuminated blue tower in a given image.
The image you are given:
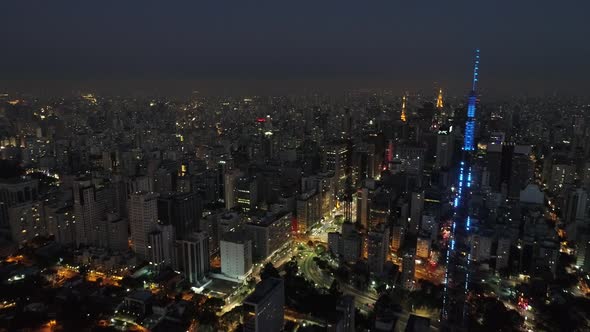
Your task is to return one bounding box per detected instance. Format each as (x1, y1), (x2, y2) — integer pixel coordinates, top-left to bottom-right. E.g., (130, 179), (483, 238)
(462, 49), (480, 151)
(442, 49), (481, 327)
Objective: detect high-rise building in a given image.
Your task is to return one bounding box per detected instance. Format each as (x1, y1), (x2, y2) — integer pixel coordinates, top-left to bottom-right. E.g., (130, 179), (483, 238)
(243, 278), (285, 332)
(435, 127), (454, 169)
(470, 233), (493, 262)
(148, 224), (175, 268)
(324, 143), (349, 199)
(496, 237), (511, 271)
(217, 211), (242, 245)
(548, 163), (576, 193)
(393, 145), (426, 176)
(45, 205), (75, 246)
(391, 224), (405, 252)
(485, 143), (533, 197)
(328, 231), (341, 256)
(416, 236), (431, 259)
(296, 190), (321, 233)
(329, 295), (355, 332)
(224, 169), (243, 209)
(0, 177), (39, 207)
(107, 213), (129, 252)
(402, 248), (416, 290)
(351, 143), (377, 185)
(157, 192), (202, 239)
(73, 179), (108, 247)
(409, 191), (424, 235)
(128, 192), (159, 260)
(7, 201), (45, 244)
(236, 177), (259, 212)
(564, 188), (588, 224)
(176, 231), (210, 286)
(367, 226), (389, 274)
(339, 222), (363, 263)
(356, 179), (376, 230)
(220, 232), (253, 280)
(0, 177), (40, 231)
(245, 212), (291, 262)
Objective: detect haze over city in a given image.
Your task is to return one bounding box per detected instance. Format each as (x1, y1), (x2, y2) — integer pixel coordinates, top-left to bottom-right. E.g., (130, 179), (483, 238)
(2, 1), (590, 96)
(0, 2), (589, 332)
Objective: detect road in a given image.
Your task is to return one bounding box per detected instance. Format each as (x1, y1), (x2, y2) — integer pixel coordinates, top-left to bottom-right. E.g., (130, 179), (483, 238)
(219, 241), (297, 315)
(298, 249), (378, 309)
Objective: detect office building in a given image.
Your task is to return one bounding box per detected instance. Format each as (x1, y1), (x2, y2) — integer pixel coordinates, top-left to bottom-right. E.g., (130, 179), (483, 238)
(236, 177), (259, 212)
(435, 127), (454, 169)
(128, 192), (159, 260)
(148, 223), (175, 268)
(220, 232), (253, 280)
(243, 278), (285, 332)
(391, 224), (405, 252)
(7, 201), (45, 244)
(409, 191), (424, 235)
(296, 190), (321, 233)
(367, 227), (389, 274)
(73, 179), (108, 247)
(246, 212), (291, 261)
(402, 248), (416, 290)
(564, 188), (588, 224)
(107, 213), (129, 252)
(157, 192), (202, 239)
(324, 143), (349, 199)
(176, 231), (210, 286)
(416, 236), (431, 259)
(224, 169), (243, 209)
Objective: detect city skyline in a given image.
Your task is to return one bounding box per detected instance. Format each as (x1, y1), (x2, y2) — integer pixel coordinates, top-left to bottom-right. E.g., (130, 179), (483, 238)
(1, 2), (590, 332)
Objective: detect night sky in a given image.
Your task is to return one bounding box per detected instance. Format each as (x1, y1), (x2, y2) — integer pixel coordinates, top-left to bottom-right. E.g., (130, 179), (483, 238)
(2, 1), (589, 96)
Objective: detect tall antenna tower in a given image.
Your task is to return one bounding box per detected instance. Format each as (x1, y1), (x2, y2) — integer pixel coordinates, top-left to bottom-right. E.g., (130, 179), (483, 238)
(436, 89), (444, 109)
(462, 49), (480, 151)
(400, 95), (407, 122)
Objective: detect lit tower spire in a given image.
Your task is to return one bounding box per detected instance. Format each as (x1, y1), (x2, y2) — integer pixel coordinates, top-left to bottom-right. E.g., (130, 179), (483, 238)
(462, 49), (480, 151)
(436, 89), (444, 109)
(400, 94), (407, 122)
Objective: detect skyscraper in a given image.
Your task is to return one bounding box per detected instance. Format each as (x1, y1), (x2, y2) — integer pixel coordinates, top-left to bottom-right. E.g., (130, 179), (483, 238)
(435, 127), (454, 169)
(402, 248), (416, 290)
(220, 232), (253, 280)
(149, 223), (176, 268)
(243, 278), (285, 332)
(324, 143), (349, 199)
(564, 188), (588, 224)
(73, 179), (107, 247)
(367, 226), (389, 274)
(176, 231), (210, 286)
(157, 192), (202, 239)
(409, 191), (424, 235)
(128, 192), (159, 260)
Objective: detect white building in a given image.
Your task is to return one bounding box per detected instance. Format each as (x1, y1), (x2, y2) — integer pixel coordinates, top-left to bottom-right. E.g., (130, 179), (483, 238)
(220, 232), (252, 280)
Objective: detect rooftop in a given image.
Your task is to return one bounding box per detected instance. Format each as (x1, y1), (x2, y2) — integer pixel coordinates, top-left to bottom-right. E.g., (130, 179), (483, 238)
(244, 277), (283, 305)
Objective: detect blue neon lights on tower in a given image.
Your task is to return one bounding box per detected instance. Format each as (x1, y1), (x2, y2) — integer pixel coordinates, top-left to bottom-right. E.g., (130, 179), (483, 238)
(463, 49), (480, 151)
